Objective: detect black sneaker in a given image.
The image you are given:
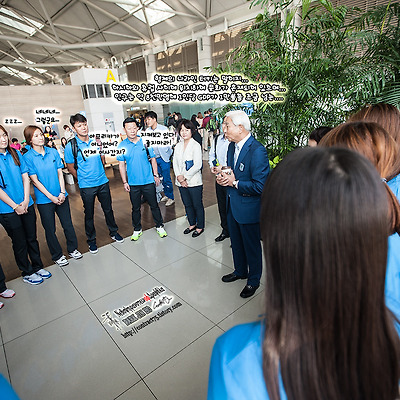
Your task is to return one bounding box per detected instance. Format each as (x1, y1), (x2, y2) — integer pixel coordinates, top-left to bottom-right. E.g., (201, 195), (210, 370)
(89, 242), (98, 254)
(111, 233), (124, 243)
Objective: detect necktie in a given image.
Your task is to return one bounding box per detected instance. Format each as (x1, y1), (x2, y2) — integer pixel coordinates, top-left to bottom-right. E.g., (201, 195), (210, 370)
(234, 143), (240, 167)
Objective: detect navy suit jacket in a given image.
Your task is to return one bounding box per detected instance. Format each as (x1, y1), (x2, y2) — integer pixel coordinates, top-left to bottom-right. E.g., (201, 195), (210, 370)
(226, 135), (269, 224)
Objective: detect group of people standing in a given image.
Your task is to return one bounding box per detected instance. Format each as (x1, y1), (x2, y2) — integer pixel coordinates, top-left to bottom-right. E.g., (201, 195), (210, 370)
(208, 103), (400, 400)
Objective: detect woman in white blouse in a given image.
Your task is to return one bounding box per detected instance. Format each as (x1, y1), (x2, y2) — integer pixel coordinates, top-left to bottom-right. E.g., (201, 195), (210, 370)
(173, 119), (205, 237)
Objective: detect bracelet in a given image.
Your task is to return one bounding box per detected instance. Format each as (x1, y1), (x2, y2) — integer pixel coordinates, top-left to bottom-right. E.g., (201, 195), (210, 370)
(12, 203), (20, 210)
(60, 191), (65, 194)
(153, 175), (159, 178)
(123, 181), (127, 184)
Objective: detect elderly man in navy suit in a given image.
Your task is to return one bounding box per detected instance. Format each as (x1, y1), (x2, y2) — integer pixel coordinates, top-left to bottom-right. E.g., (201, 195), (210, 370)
(216, 110), (269, 298)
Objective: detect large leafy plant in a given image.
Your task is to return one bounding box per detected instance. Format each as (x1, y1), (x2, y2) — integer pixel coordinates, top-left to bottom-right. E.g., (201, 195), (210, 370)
(214, 0), (400, 159)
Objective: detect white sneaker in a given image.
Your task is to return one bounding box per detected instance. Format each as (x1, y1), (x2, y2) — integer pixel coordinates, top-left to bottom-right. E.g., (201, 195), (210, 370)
(0, 289), (15, 298)
(0, 302), (3, 309)
(160, 196), (169, 202)
(69, 249), (83, 260)
(165, 198), (175, 206)
(156, 226), (167, 238)
(131, 230), (143, 241)
(36, 269), (52, 279)
(23, 273), (44, 285)
(55, 255), (69, 267)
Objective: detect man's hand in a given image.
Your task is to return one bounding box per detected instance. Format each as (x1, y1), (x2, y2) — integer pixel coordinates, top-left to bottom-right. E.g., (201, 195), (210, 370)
(211, 165), (222, 175)
(154, 176), (161, 186)
(216, 171), (236, 187)
(123, 182), (130, 193)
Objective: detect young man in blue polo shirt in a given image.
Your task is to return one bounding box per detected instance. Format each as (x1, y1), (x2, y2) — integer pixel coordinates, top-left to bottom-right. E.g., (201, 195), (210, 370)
(117, 117), (167, 241)
(65, 114), (124, 254)
(145, 111), (175, 207)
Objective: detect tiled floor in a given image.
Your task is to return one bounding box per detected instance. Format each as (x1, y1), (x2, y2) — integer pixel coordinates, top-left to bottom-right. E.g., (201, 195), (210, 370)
(0, 205), (265, 400)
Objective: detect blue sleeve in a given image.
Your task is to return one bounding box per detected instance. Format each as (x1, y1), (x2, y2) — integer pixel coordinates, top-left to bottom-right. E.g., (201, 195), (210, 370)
(23, 153), (37, 176)
(64, 142), (73, 164)
(208, 337), (231, 400)
(148, 147), (155, 158)
(53, 149), (63, 169)
(0, 375), (20, 399)
(237, 145), (270, 196)
(385, 234), (400, 310)
(17, 151), (28, 175)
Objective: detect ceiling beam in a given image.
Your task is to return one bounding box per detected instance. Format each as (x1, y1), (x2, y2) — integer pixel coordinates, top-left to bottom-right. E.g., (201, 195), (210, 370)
(0, 60), (85, 68)
(38, 0), (62, 44)
(0, 35), (145, 49)
(79, 0), (151, 42)
(175, 0), (206, 21)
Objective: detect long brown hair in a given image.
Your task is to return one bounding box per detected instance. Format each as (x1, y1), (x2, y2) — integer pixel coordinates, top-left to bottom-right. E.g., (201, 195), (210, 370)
(0, 125), (20, 166)
(260, 147), (400, 400)
(23, 125), (43, 145)
(320, 121), (400, 234)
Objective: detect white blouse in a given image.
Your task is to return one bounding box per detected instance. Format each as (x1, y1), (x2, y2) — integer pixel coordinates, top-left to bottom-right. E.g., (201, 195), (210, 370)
(173, 138), (203, 187)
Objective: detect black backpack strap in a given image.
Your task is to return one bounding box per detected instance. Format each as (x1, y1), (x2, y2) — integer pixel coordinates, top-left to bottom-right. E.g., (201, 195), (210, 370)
(214, 134), (218, 160)
(70, 137), (85, 171)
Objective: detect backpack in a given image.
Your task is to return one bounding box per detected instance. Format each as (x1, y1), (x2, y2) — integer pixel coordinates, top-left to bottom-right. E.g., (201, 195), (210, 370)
(206, 114), (218, 132)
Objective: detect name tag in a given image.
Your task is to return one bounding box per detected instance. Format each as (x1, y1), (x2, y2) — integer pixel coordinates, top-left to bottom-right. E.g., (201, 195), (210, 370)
(239, 163), (244, 171)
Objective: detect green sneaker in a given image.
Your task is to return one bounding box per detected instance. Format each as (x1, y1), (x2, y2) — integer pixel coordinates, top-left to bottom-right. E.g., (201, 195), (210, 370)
(131, 230), (143, 241)
(156, 227), (167, 238)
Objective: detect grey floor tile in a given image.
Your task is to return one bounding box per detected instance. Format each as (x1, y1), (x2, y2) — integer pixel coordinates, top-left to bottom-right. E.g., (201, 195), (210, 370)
(145, 326), (224, 400)
(0, 344), (9, 381)
(199, 240), (234, 268)
(6, 306), (139, 400)
(153, 252), (258, 324)
(116, 381), (157, 400)
(0, 265), (85, 343)
(62, 243), (147, 302)
(90, 274), (214, 377)
(112, 231), (195, 274)
(218, 291), (265, 332)
(204, 204), (221, 226)
(164, 217), (221, 251)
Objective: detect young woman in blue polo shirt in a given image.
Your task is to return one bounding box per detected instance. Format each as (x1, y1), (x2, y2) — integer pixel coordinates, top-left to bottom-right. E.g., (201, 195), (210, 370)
(0, 125), (51, 286)
(24, 126), (82, 266)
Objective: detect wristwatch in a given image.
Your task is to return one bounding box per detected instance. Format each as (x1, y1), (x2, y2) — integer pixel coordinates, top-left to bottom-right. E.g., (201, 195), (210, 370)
(232, 180), (239, 189)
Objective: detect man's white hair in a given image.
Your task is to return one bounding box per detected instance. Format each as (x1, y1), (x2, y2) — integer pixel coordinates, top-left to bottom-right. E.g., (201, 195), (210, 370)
(225, 110), (251, 131)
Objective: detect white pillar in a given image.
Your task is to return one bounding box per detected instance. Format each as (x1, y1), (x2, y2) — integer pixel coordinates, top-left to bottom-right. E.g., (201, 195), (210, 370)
(197, 36), (212, 73)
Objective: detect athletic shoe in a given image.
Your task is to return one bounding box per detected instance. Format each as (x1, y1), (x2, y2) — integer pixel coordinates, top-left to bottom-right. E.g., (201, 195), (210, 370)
(160, 196), (169, 202)
(55, 255), (69, 267)
(156, 227), (167, 238)
(111, 233), (124, 243)
(165, 198), (175, 206)
(89, 242), (98, 254)
(0, 289), (15, 298)
(0, 302), (3, 309)
(23, 273), (44, 285)
(36, 269), (52, 279)
(131, 230), (143, 241)
(69, 249), (83, 260)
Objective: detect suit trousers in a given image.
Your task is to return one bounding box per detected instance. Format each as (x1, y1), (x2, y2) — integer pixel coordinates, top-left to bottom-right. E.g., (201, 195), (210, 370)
(178, 185), (205, 229)
(37, 197), (78, 261)
(129, 183), (163, 231)
(227, 205), (262, 287)
(80, 182), (118, 244)
(156, 158), (174, 200)
(215, 182), (229, 236)
(0, 205), (43, 276)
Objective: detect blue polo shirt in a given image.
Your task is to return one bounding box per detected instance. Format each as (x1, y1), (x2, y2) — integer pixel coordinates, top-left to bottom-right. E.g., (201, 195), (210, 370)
(24, 147), (67, 205)
(64, 135), (108, 189)
(116, 138), (155, 186)
(0, 150), (33, 214)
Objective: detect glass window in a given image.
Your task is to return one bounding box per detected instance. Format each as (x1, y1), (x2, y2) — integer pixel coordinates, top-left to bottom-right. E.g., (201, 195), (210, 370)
(81, 85), (88, 99)
(87, 84), (96, 98)
(104, 84), (111, 98)
(96, 84), (104, 98)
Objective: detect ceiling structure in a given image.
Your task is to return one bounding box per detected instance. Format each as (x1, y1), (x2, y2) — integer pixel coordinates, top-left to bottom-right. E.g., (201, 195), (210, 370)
(0, 0), (262, 86)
